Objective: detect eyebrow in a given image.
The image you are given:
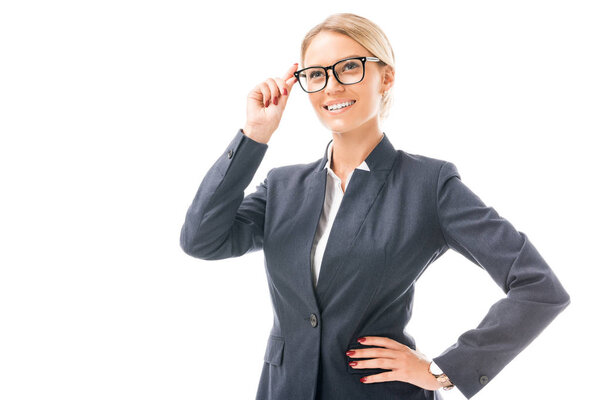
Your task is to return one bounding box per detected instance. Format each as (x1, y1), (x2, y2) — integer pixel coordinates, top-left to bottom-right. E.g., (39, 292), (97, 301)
(305, 54), (364, 68)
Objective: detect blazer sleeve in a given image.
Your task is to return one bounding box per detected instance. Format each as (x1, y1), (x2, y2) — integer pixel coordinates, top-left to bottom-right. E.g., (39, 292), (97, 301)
(179, 128), (271, 260)
(431, 161), (571, 399)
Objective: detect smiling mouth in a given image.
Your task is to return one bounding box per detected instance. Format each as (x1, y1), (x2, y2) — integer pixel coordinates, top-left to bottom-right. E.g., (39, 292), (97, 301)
(323, 100), (356, 111)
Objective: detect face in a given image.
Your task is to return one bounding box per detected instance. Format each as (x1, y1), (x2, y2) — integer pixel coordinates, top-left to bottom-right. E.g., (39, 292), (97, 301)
(302, 31), (393, 135)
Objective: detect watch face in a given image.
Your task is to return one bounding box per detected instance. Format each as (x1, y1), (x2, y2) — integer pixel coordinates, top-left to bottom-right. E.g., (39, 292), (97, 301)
(429, 361), (444, 375)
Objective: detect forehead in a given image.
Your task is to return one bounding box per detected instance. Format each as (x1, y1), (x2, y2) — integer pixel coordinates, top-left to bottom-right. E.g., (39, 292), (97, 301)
(304, 31), (370, 67)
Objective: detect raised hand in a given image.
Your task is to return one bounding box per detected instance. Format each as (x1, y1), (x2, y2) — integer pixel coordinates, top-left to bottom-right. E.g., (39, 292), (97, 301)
(243, 63), (299, 144)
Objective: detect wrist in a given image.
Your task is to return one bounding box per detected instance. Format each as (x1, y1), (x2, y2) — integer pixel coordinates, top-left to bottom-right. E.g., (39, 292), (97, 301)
(428, 370), (444, 390)
(428, 360), (455, 391)
(242, 125), (269, 144)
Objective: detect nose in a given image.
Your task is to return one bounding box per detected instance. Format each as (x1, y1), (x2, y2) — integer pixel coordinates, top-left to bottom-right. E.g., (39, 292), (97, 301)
(324, 68), (343, 93)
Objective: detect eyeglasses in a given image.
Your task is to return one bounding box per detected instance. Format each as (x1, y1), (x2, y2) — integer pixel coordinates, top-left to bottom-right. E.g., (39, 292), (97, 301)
(293, 56), (381, 93)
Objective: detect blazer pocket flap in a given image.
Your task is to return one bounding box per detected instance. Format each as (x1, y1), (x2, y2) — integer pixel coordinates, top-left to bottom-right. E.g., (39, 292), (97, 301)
(264, 335), (284, 366)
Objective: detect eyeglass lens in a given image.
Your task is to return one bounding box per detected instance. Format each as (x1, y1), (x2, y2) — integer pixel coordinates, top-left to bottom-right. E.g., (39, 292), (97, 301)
(298, 58), (364, 92)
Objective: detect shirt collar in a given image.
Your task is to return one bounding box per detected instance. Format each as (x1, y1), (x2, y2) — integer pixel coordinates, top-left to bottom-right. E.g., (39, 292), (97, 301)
(313, 132), (402, 177)
(323, 136), (388, 172)
(317, 132), (397, 173)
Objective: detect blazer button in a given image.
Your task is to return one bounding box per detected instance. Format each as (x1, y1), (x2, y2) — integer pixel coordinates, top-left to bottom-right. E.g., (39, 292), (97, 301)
(227, 149), (233, 159)
(479, 375), (489, 385)
(310, 313), (318, 328)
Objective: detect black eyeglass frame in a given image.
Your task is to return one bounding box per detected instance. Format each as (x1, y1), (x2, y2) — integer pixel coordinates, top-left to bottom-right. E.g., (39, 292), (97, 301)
(293, 56), (381, 93)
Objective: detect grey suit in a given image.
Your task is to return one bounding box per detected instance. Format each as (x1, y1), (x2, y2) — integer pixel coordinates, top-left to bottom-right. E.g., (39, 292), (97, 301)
(180, 128), (570, 399)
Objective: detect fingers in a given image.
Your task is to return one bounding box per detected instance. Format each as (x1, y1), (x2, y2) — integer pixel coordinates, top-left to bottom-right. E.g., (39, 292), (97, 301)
(348, 356), (396, 371)
(276, 64), (300, 102)
(261, 77), (285, 107)
(256, 82), (271, 107)
(357, 371), (396, 384)
(347, 347), (396, 360)
(257, 63), (300, 108)
(357, 336), (405, 350)
(260, 78), (277, 105)
(283, 63), (299, 81)
(285, 63), (299, 89)
(274, 77), (294, 98)
(286, 75), (297, 87)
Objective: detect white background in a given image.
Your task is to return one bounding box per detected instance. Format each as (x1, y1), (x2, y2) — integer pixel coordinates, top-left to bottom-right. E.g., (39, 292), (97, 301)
(1, 1), (598, 399)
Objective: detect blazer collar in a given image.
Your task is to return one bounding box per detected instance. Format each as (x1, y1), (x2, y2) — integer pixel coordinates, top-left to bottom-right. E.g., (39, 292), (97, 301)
(316, 131), (397, 173)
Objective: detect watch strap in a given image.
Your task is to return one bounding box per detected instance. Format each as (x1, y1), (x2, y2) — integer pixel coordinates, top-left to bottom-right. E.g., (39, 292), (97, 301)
(429, 361), (455, 391)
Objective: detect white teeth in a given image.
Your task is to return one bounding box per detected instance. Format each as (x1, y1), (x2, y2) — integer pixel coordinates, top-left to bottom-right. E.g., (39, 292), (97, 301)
(326, 100), (355, 111)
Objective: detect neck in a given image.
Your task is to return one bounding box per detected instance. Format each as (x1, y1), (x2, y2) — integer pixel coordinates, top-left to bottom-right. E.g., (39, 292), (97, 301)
(329, 119), (384, 174)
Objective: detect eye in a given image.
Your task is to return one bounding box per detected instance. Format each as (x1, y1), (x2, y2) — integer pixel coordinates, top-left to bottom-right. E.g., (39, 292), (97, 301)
(343, 61), (359, 71)
(309, 70), (323, 79)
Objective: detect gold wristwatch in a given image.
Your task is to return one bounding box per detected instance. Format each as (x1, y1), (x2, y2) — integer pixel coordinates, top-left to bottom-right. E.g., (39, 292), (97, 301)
(429, 361), (455, 391)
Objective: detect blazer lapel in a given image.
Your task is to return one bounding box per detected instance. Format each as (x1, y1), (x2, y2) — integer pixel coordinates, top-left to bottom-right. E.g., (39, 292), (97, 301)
(301, 133), (398, 312)
(302, 167), (328, 311)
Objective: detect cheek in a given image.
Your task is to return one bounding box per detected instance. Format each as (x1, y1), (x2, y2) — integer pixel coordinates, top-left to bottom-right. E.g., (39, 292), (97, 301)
(308, 96), (321, 110)
(354, 83), (379, 109)
(354, 94), (378, 114)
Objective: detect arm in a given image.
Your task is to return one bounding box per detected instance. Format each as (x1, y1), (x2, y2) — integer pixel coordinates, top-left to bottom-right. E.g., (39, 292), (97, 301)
(432, 161), (571, 399)
(179, 128), (271, 260)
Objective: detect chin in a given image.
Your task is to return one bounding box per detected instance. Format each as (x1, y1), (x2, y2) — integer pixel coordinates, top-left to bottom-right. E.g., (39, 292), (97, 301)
(323, 121), (359, 134)
(321, 109), (367, 128)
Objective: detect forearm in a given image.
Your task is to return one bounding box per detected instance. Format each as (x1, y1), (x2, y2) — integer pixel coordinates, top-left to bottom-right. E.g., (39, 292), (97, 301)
(434, 161), (571, 398)
(180, 128), (269, 260)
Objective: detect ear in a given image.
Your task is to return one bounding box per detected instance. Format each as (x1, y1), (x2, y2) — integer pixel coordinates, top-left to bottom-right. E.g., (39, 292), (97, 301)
(380, 65), (395, 94)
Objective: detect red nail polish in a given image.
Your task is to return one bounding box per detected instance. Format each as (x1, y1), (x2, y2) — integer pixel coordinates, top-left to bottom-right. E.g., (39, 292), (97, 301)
(357, 337), (366, 343)
(265, 99), (270, 107)
(348, 361), (357, 366)
(360, 377), (367, 383)
(284, 88), (288, 96)
(273, 96), (278, 105)
(346, 350), (355, 356)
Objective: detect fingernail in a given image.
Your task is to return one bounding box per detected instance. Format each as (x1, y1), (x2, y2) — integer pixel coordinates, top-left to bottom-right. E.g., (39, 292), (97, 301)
(346, 350), (355, 356)
(265, 99), (270, 107)
(360, 377), (367, 383)
(273, 96), (278, 105)
(283, 88), (288, 96)
(348, 361), (357, 366)
(357, 337), (366, 343)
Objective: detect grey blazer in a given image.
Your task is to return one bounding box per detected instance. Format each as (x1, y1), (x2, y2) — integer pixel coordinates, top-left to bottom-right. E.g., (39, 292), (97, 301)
(179, 128), (570, 400)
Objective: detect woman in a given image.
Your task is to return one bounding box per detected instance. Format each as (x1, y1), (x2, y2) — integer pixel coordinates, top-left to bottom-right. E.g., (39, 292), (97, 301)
(179, 13), (570, 400)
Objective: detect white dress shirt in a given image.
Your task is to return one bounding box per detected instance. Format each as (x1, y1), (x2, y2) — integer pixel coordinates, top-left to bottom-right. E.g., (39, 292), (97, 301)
(309, 139), (370, 289)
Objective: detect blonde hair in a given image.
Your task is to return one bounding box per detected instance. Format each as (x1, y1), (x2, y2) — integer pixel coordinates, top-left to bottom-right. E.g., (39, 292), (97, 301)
(300, 13), (395, 120)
